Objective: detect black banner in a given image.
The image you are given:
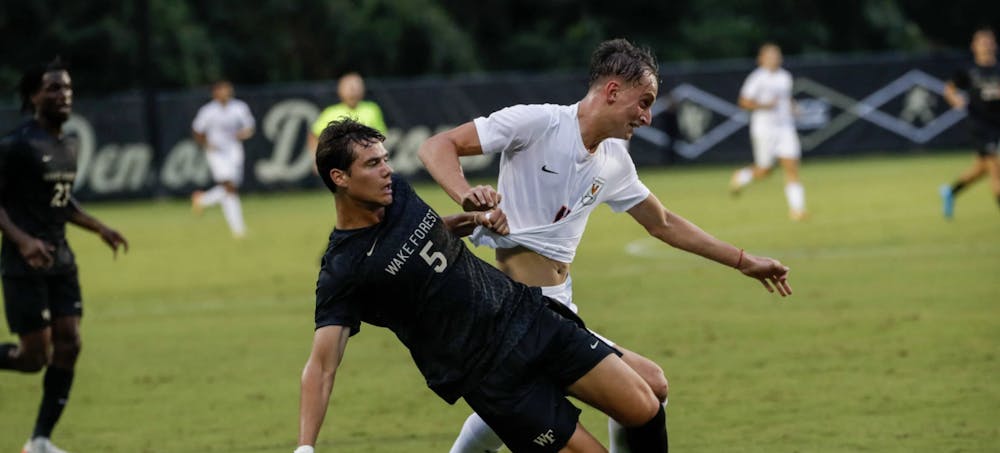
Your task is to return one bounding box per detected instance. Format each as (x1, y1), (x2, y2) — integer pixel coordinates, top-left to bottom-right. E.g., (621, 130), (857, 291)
(0, 51), (974, 201)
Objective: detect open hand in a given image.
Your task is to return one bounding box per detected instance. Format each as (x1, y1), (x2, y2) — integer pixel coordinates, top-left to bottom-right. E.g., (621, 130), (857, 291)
(99, 226), (129, 259)
(738, 253), (792, 297)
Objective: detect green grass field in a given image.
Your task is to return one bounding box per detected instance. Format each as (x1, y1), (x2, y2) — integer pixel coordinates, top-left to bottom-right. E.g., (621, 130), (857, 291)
(2, 152), (998, 452)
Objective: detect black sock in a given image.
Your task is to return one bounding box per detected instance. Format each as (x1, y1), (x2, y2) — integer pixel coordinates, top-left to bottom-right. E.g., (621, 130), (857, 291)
(951, 181), (967, 196)
(0, 343), (16, 370)
(32, 366), (74, 439)
(624, 405), (668, 452)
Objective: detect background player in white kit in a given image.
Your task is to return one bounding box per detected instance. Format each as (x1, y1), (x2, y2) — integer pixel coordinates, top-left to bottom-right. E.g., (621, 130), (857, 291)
(420, 38), (793, 453)
(190, 80), (255, 238)
(728, 43), (808, 221)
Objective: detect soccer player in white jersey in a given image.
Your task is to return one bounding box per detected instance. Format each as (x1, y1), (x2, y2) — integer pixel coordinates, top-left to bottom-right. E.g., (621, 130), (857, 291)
(420, 38), (793, 453)
(190, 80), (255, 238)
(728, 43), (808, 221)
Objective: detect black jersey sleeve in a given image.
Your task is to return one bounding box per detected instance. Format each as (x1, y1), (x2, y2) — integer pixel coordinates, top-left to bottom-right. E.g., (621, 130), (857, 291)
(314, 254), (363, 334)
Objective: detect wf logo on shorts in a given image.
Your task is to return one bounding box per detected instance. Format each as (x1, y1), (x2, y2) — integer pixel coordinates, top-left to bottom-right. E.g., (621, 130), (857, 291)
(532, 429), (557, 446)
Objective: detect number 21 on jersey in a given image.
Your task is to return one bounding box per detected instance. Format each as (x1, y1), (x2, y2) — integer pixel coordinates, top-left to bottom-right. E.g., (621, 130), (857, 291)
(50, 182), (72, 207)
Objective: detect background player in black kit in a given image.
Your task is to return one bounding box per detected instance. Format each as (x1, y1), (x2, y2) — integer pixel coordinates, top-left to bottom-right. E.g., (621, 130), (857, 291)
(940, 27), (1000, 218)
(295, 119), (676, 453)
(0, 60), (128, 453)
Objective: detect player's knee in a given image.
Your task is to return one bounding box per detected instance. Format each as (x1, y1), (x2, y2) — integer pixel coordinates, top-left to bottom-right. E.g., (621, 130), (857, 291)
(52, 335), (81, 364)
(640, 367), (668, 403)
(632, 356), (668, 402)
(20, 348), (50, 372)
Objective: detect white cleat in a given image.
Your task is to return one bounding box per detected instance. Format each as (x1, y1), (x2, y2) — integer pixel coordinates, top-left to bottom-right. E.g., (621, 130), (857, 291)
(22, 437), (70, 453)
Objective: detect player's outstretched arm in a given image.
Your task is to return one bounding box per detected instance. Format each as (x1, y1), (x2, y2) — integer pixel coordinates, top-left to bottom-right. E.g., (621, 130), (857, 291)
(627, 194), (791, 296)
(442, 207), (509, 237)
(418, 122), (500, 211)
(298, 325), (351, 451)
(67, 198), (128, 258)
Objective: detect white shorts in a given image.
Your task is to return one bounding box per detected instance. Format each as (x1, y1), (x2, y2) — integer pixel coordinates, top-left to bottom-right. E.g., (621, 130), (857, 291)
(540, 275), (615, 346)
(751, 127), (801, 169)
(205, 145), (245, 185)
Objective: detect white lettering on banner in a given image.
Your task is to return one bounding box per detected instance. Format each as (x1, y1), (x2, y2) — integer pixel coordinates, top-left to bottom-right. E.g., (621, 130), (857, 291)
(160, 140), (212, 190)
(64, 114), (152, 194)
(88, 144), (152, 194)
(255, 99), (318, 184)
(63, 114), (96, 193)
(384, 125), (494, 176)
(59, 101), (498, 197)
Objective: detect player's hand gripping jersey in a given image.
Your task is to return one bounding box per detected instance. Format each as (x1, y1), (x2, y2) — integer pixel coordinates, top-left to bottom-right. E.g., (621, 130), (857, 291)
(0, 120), (79, 276)
(314, 176), (546, 403)
(469, 103), (650, 263)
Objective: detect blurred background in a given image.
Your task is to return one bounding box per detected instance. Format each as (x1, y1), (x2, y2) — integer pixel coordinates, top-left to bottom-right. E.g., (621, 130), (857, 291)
(2, 0), (1000, 201)
(1, 2), (999, 452)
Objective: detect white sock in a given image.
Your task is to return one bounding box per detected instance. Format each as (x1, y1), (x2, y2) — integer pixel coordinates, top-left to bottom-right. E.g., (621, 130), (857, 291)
(785, 182), (806, 213)
(449, 412), (502, 453)
(221, 193), (247, 237)
(200, 185), (226, 207)
(609, 417), (631, 453)
(736, 167), (754, 187)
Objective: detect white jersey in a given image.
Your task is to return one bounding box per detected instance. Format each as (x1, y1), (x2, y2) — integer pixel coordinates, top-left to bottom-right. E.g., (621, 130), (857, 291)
(469, 103), (650, 264)
(191, 99), (255, 154)
(740, 67), (795, 133)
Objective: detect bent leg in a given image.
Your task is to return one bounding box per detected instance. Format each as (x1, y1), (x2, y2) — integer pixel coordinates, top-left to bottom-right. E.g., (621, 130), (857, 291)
(0, 328), (51, 372)
(951, 157), (987, 197)
(568, 355), (666, 452)
(559, 423), (607, 453)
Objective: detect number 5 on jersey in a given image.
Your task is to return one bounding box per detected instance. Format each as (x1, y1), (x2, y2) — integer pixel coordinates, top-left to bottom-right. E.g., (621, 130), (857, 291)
(420, 241), (448, 273)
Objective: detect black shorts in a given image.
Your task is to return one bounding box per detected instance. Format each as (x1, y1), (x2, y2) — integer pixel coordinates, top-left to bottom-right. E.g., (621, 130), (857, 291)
(2, 273), (82, 334)
(463, 303), (620, 453)
(970, 123), (1000, 157)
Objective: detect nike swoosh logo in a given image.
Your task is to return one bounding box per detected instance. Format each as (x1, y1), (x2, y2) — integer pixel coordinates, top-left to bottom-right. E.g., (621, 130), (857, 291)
(366, 238), (379, 256)
(590, 340), (599, 349)
(42, 155), (53, 162)
(541, 165), (558, 174)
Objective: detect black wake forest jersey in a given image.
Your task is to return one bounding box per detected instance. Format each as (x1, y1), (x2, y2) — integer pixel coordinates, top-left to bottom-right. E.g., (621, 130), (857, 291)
(0, 120), (79, 276)
(314, 176), (546, 404)
(953, 63), (1000, 127)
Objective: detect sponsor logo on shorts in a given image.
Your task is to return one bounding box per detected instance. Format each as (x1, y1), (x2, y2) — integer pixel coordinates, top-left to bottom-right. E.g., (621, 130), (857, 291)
(590, 340), (600, 349)
(41, 309), (51, 321)
(532, 429), (557, 447)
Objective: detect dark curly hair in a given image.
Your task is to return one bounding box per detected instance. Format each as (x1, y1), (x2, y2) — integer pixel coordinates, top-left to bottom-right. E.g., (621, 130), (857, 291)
(588, 39), (658, 87)
(19, 57), (68, 114)
(316, 117), (386, 193)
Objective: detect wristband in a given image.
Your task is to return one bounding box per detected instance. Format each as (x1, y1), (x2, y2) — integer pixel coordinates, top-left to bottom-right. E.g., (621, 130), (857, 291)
(735, 248), (745, 268)
(294, 446), (315, 453)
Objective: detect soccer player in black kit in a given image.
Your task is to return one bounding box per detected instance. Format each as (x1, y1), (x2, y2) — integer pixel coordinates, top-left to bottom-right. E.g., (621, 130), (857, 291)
(0, 60), (128, 453)
(940, 27), (1000, 218)
(294, 119), (671, 453)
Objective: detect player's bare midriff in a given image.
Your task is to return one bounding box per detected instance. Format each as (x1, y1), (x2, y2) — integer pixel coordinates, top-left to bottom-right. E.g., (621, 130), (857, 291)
(495, 245), (570, 287)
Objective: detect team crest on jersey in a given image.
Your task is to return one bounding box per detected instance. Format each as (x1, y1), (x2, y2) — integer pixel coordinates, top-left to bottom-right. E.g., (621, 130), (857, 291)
(581, 177), (606, 206)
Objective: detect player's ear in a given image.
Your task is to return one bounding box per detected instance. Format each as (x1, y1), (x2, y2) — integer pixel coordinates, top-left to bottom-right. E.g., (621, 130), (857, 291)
(331, 168), (348, 189)
(604, 79), (621, 105)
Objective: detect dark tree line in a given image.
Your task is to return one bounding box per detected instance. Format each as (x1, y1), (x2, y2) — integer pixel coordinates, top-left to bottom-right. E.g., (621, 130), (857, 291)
(1, 0), (997, 99)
